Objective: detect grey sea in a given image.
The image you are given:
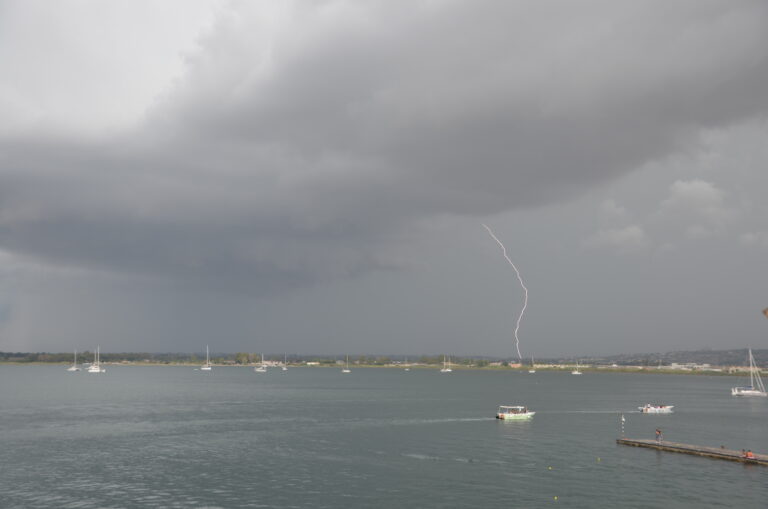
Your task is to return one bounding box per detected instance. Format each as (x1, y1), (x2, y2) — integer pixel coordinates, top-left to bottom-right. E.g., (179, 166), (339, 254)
(1, 366), (766, 508)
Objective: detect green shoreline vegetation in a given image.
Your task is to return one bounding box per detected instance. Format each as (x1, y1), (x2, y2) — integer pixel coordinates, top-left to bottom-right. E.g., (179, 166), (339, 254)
(1, 351), (764, 376)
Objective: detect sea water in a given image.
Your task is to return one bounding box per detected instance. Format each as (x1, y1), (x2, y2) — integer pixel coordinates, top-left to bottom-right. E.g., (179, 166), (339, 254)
(1, 366), (766, 508)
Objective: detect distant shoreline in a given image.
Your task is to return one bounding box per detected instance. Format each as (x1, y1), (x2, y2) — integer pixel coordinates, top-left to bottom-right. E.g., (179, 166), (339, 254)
(0, 361), (753, 376)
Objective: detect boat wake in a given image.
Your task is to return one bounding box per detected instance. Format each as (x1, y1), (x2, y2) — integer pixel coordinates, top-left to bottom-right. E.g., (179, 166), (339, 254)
(539, 410), (632, 414)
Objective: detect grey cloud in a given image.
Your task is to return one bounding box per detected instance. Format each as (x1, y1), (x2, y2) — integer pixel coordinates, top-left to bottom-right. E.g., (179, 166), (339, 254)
(2, 1), (768, 297)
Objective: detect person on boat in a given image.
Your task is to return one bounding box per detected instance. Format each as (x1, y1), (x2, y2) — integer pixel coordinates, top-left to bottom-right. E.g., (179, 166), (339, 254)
(655, 429), (662, 443)
(745, 450), (755, 459)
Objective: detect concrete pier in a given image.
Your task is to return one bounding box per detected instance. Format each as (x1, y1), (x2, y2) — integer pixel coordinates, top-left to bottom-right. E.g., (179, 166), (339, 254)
(617, 438), (768, 466)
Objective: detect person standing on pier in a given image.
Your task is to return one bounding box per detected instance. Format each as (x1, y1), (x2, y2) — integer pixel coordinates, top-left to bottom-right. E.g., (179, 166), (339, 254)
(655, 429), (662, 443)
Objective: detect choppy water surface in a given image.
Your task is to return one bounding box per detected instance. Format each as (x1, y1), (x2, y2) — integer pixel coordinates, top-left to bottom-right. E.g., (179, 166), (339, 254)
(1, 366), (766, 508)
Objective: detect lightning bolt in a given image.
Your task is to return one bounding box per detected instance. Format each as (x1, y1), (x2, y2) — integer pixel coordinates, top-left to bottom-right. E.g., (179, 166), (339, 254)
(482, 224), (527, 361)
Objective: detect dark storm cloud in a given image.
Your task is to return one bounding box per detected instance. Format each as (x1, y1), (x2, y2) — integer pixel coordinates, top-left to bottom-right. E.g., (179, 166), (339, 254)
(2, 0), (768, 295)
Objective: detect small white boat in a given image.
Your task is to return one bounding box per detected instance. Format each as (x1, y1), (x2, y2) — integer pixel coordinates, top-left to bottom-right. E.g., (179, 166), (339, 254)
(571, 361), (582, 375)
(281, 353), (288, 371)
(254, 353), (267, 373)
(342, 354), (351, 373)
(496, 405), (535, 420)
(200, 345), (212, 371)
(638, 403), (674, 414)
(86, 346), (106, 373)
(732, 348), (767, 397)
(528, 356), (536, 374)
(66, 349), (81, 371)
(440, 355), (452, 373)
(404, 357), (410, 371)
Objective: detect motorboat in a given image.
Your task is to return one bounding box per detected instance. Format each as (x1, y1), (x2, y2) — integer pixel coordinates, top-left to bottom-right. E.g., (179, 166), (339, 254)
(496, 405), (535, 420)
(638, 404), (674, 414)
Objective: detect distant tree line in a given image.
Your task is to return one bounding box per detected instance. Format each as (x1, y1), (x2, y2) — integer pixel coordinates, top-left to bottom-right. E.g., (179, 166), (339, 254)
(2, 349), (765, 366)
(0, 351), (507, 366)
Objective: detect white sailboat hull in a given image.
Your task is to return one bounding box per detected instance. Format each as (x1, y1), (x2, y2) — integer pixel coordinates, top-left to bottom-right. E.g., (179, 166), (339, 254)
(731, 387), (767, 397)
(496, 411), (535, 420)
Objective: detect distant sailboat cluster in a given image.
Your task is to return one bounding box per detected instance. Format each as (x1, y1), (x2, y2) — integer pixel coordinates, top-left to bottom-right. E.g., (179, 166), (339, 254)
(197, 349), (290, 373)
(65, 347), (105, 373)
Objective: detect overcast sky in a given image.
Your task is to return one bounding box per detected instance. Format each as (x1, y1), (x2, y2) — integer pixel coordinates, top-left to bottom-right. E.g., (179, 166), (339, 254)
(1, 0), (767, 358)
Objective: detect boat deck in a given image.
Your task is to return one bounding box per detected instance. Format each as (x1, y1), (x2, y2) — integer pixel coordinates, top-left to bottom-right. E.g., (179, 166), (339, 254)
(617, 438), (768, 466)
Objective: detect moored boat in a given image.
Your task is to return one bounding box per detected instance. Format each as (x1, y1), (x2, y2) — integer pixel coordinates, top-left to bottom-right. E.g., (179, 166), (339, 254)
(254, 353), (267, 373)
(200, 345), (212, 371)
(731, 348), (766, 397)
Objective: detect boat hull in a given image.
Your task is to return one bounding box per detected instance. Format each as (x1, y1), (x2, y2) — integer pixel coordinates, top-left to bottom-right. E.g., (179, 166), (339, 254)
(731, 388), (767, 397)
(496, 412), (535, 420)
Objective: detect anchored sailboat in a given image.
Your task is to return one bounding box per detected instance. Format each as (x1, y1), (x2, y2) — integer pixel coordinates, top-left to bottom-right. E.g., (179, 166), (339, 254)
(200, 345), (212, 371)
(254, 354), (267, 373)
(440, 355), (452, 373)
(571, 361), (582, 375)
(66, 349), (81, 371)
(86, 346), (105, 373)
(732, 348), (766, 397)
(342, 355), (351, 373)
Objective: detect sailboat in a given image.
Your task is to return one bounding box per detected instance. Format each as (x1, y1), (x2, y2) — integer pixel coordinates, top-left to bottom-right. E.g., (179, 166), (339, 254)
(571, 361), (582, 375)
(404, 356), (410, 371)
(200, 345), (212, 371)
(440, 355), (452, 373)
(342, 355), (351, 373)
(732, 348), (766, 397)
(254, 353), (267, 373)
(86, 346), (106, 373)
(281, 353), (288, 371)
(66, 349), (81, 371)
(528, 356), (536, 374)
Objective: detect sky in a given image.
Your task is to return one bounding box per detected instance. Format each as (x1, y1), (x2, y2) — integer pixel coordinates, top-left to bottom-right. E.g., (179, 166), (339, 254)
(1, 0), (767, 358)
